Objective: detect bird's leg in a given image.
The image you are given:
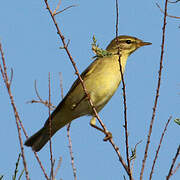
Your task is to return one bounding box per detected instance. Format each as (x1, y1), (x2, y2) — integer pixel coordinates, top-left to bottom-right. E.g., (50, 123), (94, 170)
(90, 117), (104, 133)
(90, 117), (112, 141)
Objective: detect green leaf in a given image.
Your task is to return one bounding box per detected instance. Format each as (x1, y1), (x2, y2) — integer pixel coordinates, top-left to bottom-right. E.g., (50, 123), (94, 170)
(174, 118), (180, 125)
(91, 35), (112, 59)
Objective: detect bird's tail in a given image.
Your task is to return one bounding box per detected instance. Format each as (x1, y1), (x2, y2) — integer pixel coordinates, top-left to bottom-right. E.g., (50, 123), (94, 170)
(24, 127), (50, 152)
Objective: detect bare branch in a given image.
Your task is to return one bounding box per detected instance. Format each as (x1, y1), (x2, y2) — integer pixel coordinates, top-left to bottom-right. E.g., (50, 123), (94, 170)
(33, 151), (49, 179)
(115, 0), (132, 179)
(149, 116), (172, 180)
(166, 145), (180, 179)
(13, 153), (23, 180)
(156, 3), (180, 19)
(140, 0), (168, 179)
(0, 41), (30, 180)
(67, 123), (77, 180)
(0, 41), (51, 180)
(48, 72), (54, 180)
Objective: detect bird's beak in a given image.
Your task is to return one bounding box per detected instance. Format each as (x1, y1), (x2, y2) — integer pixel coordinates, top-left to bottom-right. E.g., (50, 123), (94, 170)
(138, 41), (152, 47)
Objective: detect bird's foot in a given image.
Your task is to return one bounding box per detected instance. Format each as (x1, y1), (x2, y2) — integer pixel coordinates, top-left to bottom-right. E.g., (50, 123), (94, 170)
(90, 117), (112, 141)
(103, 131), (112, 141)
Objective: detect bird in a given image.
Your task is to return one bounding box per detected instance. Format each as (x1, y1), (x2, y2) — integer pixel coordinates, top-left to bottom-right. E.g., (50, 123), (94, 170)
(24, 35), (151, 152)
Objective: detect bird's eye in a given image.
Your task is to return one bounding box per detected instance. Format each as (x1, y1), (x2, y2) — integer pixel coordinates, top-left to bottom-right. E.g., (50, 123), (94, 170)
(126, 40), (132, 44)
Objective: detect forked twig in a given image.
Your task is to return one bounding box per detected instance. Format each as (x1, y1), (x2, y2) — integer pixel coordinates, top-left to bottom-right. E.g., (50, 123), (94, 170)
(54, 5), (77, 16)
(52, 0), (61, 16)
(156, 3), (180, 19)
(27, 80), (56, 110)
(51, 0), (77, 16)
(140, 0), (168, 179)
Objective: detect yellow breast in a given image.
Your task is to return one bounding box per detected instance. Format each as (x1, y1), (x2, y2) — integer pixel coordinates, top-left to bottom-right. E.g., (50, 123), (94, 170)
(84, 54), (128, 110)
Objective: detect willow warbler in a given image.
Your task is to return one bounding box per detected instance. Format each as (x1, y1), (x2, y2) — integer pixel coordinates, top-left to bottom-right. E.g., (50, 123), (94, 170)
(25, 35), (151, 152)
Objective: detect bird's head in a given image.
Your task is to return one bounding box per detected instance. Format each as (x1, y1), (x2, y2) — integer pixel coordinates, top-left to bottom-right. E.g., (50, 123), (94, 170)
(106, 35), (151, 56)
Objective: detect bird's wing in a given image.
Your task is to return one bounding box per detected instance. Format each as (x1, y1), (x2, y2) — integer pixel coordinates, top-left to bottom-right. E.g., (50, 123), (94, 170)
(68, 58), (100, 93)
(44, 58), (101, 124)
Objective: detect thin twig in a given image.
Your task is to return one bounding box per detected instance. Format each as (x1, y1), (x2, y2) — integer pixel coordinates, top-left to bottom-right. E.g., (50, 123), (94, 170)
(168, 0), (180, 3)
(54, 5), (77, 16)
(18, 169), (25, 180)
(149, 116), (172, 180)
(0, 42), (30, 180)
(140, 1), (168, 179)
(52, 0), (61, 16)
(130, 140), (142, 174)
(48, 72), (54, 180)
(0, 67), (28, 139)
(34, 79), (52, 107)
(44, 0), (129, 175)
(156, 3), (180, 19)
(59, 72), (64, 99)
(59, 72), (77, 180)
(54, 157), (62, 178)
(27, 80), (56, 110)
(33, 151), (49, 179)
(27, 99), (55, 110)
(35, 80), (44, 102)
(9, 68), (13, 87)
(115, 0), (119, 39)
(166, 145), (180, 179)
(67, 123), (77, 180)
(115, 0), (132, 179)
(172, 163), (180, 175)
(13, 153), (22, 180)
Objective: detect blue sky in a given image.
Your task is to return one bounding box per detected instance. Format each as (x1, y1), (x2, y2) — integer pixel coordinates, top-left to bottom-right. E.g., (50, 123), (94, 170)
(0, 0), (180, 179)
